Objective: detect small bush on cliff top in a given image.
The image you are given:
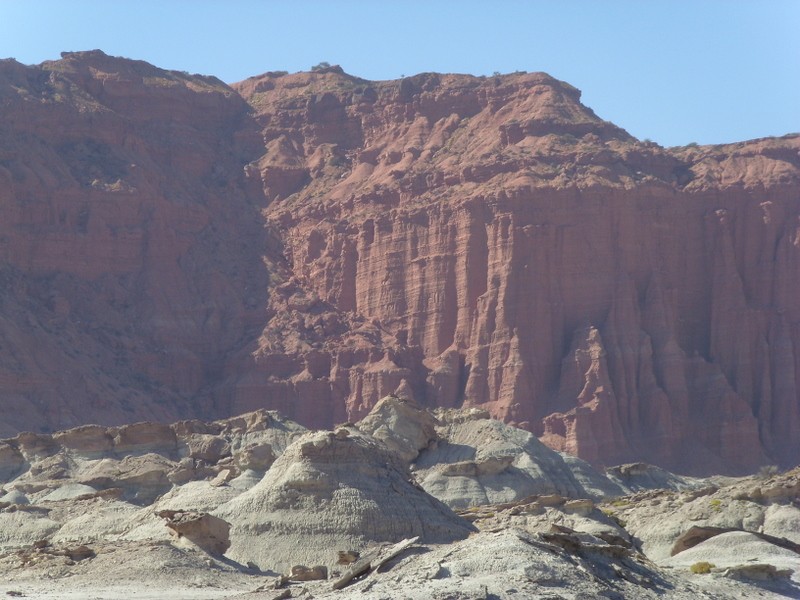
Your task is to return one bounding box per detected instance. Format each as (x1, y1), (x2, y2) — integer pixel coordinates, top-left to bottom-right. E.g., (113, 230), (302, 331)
(311, 61), (331, 72)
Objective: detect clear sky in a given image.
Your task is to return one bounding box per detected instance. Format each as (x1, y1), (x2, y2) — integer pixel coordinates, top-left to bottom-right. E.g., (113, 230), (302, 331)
(1, 1), (797, 147)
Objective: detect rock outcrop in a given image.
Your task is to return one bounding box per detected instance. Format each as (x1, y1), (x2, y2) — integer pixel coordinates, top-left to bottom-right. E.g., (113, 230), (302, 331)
(0, 50), (271, 435)
(232, 68), (800, 475)
(1, 51), (800, 474)
(214, 428), (475, 571)
(411, 405), (626, 507)
(0, 408), (797, 598)
(157, 509), (231, 555)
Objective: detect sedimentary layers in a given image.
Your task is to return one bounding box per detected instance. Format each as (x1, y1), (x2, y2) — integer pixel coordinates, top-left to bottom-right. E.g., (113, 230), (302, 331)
(231, 66), (800, 474)
(1, 52), (799, 474)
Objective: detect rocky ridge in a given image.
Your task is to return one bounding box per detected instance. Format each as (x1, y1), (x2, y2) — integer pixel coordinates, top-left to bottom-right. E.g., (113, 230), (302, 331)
(1, 51), (800, 475)
(0, 400), (798, 599)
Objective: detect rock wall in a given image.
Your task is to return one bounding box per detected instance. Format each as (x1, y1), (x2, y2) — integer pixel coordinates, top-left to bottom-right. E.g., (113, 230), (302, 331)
(0, 51), (271, 432)
(1, 53), (799, 474)
(234, 67), (800, 474)
(265, 181), (800, 474)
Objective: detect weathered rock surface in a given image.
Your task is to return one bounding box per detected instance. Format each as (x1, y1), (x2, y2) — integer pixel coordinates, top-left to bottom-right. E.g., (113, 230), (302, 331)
(412, 405), (626, 507)
(233, 68), (800, 475)
(0, 408), (797, 598)
(661, 531), (798, 581)
(0, 50), (271, 436)
(157, 509), (231, 555)
(2, 51), (800, 475)
(214, 428), (475, 571)
(602, 466), (800, 562)
(355, 394), (438, 462)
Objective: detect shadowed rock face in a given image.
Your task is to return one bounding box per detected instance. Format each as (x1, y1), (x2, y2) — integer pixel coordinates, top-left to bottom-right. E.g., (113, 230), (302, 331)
(0, 50), (272, 434)
(1, 51), (800, 475)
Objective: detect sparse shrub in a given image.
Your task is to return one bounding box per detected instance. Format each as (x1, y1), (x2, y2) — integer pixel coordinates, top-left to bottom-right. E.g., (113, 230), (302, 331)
(709, 499), (722, 512)
(757, 465), (779, 479)
(690, 561), (715, 574)
(311, 62), (331, 72)
(600, 508), (627, 528)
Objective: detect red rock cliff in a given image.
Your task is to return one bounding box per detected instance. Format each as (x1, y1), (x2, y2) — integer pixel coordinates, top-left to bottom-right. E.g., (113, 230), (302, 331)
(1, 54), (799, 475)
(0, 51), (271, 431)
(232, 67), (800, 475)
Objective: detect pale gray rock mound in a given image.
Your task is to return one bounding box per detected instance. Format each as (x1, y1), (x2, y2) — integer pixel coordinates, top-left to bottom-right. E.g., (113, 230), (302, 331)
(661, 531), (799, 584)
(0, 489), (29, 505)
(763, 503), (800, 544)
(603, 466), (800, 569)
(39, 483), (98, 502)
(0, 509), (61, 550)
(307, 528), (717, 600)
(215, 428), (474, 572)
(413, 410), (623, 508)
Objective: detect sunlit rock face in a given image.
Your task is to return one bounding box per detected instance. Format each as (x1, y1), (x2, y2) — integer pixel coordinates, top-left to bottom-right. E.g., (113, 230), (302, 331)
(2, 52), (799, 475)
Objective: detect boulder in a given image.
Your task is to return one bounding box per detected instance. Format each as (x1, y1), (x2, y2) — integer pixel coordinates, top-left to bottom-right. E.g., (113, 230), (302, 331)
(113, 422), (177, 455)
(157, 510), (231, 555)
(357, 395), (438, 462)
(185, 434), (230, 463)
(234, 442), (276, 471)
(287, 565), (327, 581)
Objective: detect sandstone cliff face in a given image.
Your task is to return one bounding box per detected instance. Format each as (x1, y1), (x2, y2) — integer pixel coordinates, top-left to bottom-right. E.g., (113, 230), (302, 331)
(0, 51), (271, 433)
(233, 67), (800, 474)
(1, 53), (799, 475)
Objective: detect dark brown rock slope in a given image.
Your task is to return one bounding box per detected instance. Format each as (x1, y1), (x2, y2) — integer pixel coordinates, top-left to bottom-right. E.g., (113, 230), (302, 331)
(0, 51), (271, 432)
(1, 53), (799, 475)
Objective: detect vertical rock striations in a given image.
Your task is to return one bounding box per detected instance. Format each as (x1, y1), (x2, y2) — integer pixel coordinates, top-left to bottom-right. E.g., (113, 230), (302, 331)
(233, 68), (800, 475)
(1, 53), (799, 475)
(0, 51), (270, 432)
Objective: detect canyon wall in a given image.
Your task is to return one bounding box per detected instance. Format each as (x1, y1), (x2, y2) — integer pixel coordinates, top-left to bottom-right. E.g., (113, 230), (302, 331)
(0, 51), (271, 432)
(1, 53), (799, 474)
(233, 67), (800, 474)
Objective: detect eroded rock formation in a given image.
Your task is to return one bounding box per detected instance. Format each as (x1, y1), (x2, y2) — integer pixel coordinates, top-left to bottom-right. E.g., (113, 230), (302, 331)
(232, 66), (800, 474)
(1, 52), (799, 474)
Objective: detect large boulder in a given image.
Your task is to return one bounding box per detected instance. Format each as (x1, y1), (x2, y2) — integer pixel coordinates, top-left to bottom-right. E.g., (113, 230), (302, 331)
(157, 510), (231, 555)
(356, 395), (438, 462)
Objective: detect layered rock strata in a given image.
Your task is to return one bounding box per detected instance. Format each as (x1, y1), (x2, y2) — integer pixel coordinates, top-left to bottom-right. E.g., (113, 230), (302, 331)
(1, 52), (799, 474)
(232, 67), (800, 474)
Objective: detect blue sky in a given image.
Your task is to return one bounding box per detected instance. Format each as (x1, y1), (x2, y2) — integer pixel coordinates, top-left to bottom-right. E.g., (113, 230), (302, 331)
(1, 1), (798, 147)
